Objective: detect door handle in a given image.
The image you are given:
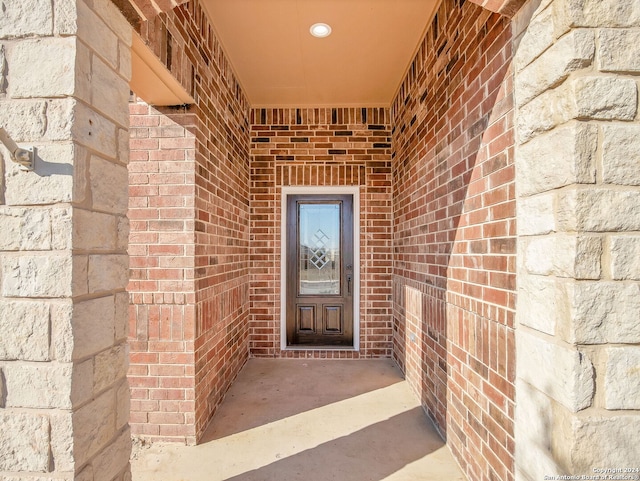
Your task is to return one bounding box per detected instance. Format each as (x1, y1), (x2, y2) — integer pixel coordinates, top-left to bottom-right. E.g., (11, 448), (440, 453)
(347, 274), (352, 295)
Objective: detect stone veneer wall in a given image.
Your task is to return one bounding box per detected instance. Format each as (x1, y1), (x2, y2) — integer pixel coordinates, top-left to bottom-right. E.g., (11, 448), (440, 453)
(514, 0), (640, 478)
(391, 1), (517, 480)
(249, 108), (393, 358)
(0, 0), (132, 478)
(127, 0), (251, 443)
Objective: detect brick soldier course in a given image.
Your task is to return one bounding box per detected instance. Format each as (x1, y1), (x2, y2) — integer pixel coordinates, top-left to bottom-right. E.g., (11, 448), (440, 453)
(0, 0), (638, 480)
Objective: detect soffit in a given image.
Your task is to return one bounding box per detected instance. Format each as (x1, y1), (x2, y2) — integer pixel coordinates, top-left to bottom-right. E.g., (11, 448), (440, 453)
(130, 33), (195, 106)
(200, 0), (439, 108)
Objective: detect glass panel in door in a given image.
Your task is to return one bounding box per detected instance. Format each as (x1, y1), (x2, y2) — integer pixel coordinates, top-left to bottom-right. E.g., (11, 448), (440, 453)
(298, 203), (341, 296)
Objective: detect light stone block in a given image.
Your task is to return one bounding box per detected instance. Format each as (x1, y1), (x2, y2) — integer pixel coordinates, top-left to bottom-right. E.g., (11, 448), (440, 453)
(518, 76), (637, 143)
(75, 38), (92, 104)
(74, 209), (118, 251)
(572, 235), (602, 279)
(73, 358), (95, 406)
(571, 416), (640, 471)
(72, 102), (117, 159)
(73, 389), (116, 466)
(114, 292), (129, 341)
(3, 142), (75, 205)
(0, 477), (71, 481)
(517, 122), (596, 195)
(45, 98), (76, 141)
(0, 0), (53, 38)
(72, 296), (115, 359)
(0, 207), (52, 250)
(0, 44), (6, 94)
(0, 100), (47, 141)
(562, 0), (640, 28)
(515, 380), (561, 481)
(54, 0), (78, 35)
(522, 235), (601, 279)
(516, 29), (594, 106)
(9, 38), (76, 98)
(117, 215), (130, 251)
(1, 254), (73, 298)
(572, 76), (638, 120)
(73, 143), (90, 204)
(118, 128), (130, 165)
(564, 281), (640, 344)
(514, 5), (556, 72)
(116, 379), (130, 430)
(88, 254), (129, 293)
(119, 41), (132, 82)
(516, 329), (594, 411)
(49, 412), (74, 472)
(0, 412), (50, 472)
(517, 83), (573, 142)
(557, 188), (640, 232)
(51, 206), (73, 250)
(51, 300), (74, 362)
(517, 193), (556, 236)
(0, 300), (50, 361)
(91, 55), (130, 128)
(72, 296), (115, 360)
(90, 156), (129, 214)
(605, 347), (640, 409)
(602, 123), (640, 186)
(77, 0), (119, 69)
(93, 428), (132, 481)
(74, 255), (89, 296)
(611, 236), (640, 280)
(77, 466), (94, 481)
(94, 344), (128, 393)
(90, 0), (134, 45)
(3, 363), (72, 409)
(517, 274), (557, 335)
(599, 29), (640, 72)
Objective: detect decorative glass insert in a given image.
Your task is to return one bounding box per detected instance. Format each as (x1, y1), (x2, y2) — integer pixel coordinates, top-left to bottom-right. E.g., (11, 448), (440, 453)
(298, 203), (341, 295)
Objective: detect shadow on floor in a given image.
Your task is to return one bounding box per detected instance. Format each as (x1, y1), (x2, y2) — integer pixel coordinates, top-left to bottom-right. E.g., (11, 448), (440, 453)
(131, 359), (465, 481)
(201, 359), (404, 441)
(226, 407), (456, 481)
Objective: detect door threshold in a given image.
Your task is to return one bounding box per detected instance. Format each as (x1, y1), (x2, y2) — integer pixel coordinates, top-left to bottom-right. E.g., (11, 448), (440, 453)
(283, 346), (358, 351)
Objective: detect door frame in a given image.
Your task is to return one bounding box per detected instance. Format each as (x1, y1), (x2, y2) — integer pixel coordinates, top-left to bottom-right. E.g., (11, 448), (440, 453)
(280, 186), (361, 351)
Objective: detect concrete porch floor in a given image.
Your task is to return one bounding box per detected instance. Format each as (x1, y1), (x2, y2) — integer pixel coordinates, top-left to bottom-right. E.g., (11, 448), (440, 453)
(131, 359), (466, 481)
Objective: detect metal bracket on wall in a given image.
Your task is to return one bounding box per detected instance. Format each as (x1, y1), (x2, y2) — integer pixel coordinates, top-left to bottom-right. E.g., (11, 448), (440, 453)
(0, 127), (35, 171)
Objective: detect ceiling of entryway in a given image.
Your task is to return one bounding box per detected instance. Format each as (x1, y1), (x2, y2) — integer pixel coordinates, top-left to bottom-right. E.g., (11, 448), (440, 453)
(200, 0), (439, 107)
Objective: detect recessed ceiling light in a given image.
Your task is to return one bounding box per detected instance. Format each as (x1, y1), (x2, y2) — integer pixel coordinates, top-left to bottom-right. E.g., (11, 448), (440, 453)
(310, 23), (332, 38)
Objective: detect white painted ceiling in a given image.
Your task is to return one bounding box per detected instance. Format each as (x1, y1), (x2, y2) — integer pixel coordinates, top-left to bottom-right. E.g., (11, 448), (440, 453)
(201, 0), (439, 107)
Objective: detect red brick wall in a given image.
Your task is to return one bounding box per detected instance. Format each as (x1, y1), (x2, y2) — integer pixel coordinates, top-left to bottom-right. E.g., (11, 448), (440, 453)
(250, 108), (393, 358)
(391, 1), (516, 480)
(128, 102), (197, 443)
(128, 3), (517, 474)
(128, 0), (251, 444)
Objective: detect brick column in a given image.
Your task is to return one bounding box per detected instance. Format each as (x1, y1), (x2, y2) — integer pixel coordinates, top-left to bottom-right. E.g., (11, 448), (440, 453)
(514, 0), (640, 478)
(0, 0), (132, 479)
(128, 100), (197, 444)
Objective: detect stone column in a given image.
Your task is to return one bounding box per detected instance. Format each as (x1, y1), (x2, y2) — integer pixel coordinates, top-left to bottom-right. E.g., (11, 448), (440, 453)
(0, 0), (132, 479)
(514, 0), (640, 479)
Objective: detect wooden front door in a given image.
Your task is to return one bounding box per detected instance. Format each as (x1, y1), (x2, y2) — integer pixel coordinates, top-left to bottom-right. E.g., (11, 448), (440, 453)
(286, 194), (354, 346)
